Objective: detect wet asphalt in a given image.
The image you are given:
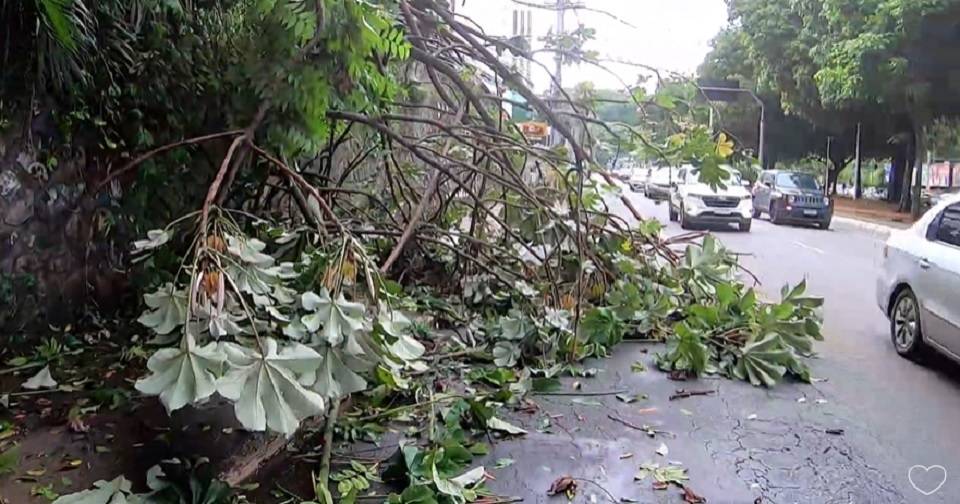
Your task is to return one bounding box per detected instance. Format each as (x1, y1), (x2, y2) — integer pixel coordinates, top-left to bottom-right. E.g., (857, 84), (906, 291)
(485, 189), (960, 503)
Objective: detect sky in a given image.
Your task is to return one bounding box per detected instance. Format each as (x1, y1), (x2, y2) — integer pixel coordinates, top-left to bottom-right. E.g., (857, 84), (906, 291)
(455, 0), (730, 92)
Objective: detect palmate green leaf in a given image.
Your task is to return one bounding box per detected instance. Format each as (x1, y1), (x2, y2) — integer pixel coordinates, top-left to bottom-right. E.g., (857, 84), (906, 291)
(311, 345), (370, 399)
(657, 323), (710, 375)
(580, 307), (624, 348)
(217, 338), (325, 435)
(492, 341), (521, 367)
(226, 235), (275, 267)
(301, 289), (366, 351)
(138, 284), (188, 335)
(378, 304), (425, 362)
(135, 333), (225, 413)
(132, 229), (171, 252)
(733, 334), (798, 387)
(51, 476), (135, 504)
(498, 312), (532, 341)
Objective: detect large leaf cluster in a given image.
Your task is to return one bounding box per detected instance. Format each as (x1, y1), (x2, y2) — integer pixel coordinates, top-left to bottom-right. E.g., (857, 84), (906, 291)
(134, 227), (423, 435)
(657, 257), (824, 387)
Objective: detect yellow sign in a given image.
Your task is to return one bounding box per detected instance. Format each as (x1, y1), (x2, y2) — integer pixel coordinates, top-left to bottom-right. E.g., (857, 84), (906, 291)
(519, 121), (549, 140)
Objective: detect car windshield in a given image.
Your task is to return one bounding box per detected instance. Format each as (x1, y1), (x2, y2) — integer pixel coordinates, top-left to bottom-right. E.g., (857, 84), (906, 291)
(650, 168), (678, 184)
(683, 169), (741, 185)
(776, 173), (820, 190)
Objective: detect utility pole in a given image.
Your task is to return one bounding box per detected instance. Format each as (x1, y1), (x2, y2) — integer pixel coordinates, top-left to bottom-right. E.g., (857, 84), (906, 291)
(826, 136), (833, 197)
(553, 0), (565, 96)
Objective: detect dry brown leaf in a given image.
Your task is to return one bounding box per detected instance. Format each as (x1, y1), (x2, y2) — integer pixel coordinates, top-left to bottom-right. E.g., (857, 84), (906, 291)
(547, 475), (577, 497)
(682, 485), (707, 503)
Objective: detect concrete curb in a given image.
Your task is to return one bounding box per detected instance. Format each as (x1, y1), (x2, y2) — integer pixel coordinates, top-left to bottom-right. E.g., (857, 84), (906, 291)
(833, 216), (898, 236)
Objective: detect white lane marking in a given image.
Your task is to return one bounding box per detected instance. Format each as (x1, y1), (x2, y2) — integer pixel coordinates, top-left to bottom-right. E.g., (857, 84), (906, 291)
(793, 240), (825, 255)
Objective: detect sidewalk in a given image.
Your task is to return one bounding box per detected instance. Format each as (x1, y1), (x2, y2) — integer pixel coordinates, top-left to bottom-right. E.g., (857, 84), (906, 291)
(833, 196), (915, 231)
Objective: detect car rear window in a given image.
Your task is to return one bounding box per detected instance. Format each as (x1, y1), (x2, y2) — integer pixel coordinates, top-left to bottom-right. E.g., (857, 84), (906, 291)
(776, 173), (820, 190)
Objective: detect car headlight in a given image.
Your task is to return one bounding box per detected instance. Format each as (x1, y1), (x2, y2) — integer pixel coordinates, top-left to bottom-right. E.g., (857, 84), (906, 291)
(824, 197), (831, 206)
(786, 195), (796, 203)
(683, 194), (702, 205)
(771, 191), (782, 199)
(740, 195), (752, 201)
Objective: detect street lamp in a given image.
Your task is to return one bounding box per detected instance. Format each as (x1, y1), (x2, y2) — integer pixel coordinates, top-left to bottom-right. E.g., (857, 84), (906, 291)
(699, 86), (766, 168)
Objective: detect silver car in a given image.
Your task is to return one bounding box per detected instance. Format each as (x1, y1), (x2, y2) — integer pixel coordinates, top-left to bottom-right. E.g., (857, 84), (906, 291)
(877, 194), (960, 359)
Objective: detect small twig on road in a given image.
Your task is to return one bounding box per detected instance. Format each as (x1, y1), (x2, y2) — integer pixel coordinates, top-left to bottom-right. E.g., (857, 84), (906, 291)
(668, 389), (716, 401)
(572, 477), (619, 503)
(534, 389), (627, 397)
(606, 414), (675, 437)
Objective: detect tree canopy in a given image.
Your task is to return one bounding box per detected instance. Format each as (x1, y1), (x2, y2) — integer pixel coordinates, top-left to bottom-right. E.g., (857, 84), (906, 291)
(701, 0), (960, 210)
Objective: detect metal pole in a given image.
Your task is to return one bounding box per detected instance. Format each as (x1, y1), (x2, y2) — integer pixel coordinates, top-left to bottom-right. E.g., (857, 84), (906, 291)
(758, 102), (766, 168)
(554, 0), (564, 96)
(826, 136), (833, 196)
(855, 122), (862, 199)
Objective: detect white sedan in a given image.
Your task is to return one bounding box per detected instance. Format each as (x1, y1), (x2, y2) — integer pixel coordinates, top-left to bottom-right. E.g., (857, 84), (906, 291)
(878, 193), (960, 360)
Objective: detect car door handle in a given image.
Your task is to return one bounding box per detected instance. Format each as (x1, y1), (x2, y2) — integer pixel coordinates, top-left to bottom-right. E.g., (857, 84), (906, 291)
(919, 258), (933, 270)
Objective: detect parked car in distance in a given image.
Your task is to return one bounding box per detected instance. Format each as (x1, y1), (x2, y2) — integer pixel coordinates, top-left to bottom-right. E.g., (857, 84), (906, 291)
(668, 165), (753, 232)
(629, 167), (652, 192)
(929, 188), (960, 208)
(645, 166), (681, 201)
(752, 170), (833, 229)
(877, 193), (960, 361)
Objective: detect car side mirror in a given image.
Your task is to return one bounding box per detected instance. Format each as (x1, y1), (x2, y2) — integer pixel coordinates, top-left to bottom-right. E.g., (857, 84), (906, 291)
(763, 182), (772, 188)
(742, 180), (751, 187)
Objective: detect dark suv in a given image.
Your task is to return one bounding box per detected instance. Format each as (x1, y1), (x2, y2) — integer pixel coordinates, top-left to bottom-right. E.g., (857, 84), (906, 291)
(752, 171), (833, 229)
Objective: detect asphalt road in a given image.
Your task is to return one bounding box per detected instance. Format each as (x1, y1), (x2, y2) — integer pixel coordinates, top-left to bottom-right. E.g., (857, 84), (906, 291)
(609, 186), (960, 503)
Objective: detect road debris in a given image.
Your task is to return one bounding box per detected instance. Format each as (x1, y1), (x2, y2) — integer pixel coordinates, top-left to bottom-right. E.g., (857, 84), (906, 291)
(669, 389), (716, 401)
(656, 443), (669, 457)
(681, 485), (707, 503)
(547, 475), (577, 498)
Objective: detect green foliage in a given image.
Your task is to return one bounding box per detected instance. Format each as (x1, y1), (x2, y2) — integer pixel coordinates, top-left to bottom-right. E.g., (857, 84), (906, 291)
(330, 461), (379, 504)
(51, 460), (232, 504)
(580, 307), (625, 349)
(0, 445), (20, 475)
(657, 275), (823, 386)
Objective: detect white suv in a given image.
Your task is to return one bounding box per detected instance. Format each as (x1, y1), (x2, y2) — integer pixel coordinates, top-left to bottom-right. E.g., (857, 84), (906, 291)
(878, 193), (960, 360)
(668, 166), (753, 232)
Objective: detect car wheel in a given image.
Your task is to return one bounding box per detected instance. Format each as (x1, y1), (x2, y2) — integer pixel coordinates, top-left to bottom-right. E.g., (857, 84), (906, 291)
(668, 203), (678, 222)
(752, 207), (761, 219)
(679, 203), (693, 230)
(770, 203), (783, 225)
(891, 289), (923, 358)
(819, 219), (831, 230)
(739, 219), (752, 232)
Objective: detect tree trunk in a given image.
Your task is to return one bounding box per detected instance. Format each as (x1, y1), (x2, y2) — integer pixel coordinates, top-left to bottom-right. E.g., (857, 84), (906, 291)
(912, 125), (925, 218)
(889, 148), (906, 203)
(899, 121), (918, 212)
(900, 158), (914, 213)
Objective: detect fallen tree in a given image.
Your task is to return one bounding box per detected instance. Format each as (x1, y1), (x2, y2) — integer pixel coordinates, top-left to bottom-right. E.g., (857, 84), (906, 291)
(4, 1), (824, 502)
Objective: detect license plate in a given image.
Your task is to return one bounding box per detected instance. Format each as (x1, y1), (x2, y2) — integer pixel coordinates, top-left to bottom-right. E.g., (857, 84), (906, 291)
(713, 209), (732, 215)
(803, 209), (818, 216)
